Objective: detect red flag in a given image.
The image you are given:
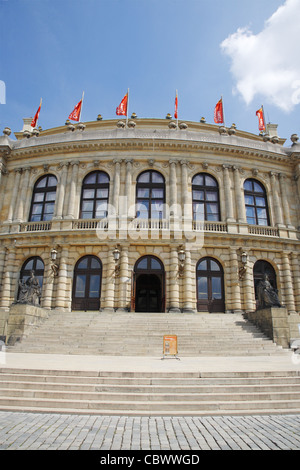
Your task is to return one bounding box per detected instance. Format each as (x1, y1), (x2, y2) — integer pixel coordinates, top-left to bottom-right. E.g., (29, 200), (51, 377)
(116, 92), (128, 116)
(31, 99), (42, 128)
(256, 106), (265, 131)
(68, 98), (83, 121)
(214, 98), (224, 124)
(174, 91), (178, 119)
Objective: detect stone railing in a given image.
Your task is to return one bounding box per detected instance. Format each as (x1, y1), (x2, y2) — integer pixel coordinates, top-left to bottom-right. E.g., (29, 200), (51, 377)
(248, 225), (279, 237)
(20, 221), (52, 232)
(192, 221), (228, 232)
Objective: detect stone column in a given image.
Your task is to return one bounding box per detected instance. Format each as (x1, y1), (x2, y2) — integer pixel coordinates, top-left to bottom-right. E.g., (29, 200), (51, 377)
(117, 245), (130, 311)
(181, 160), (192, 230)
(112, 159), (121, 217)
(0, 248), (16, 308)
(55, 247), (69, 310)
(291, 253), (300, 312)
(229, 248), (242, 312)
(41, 253), (56, 309)
(281, 252), (296, 314)
(169, 159), (178, 209)
(222, 165), (234, 222)
(15, 166), (31, 221)
(279, 173), (293, 228)
(67, 161), (80, 218)
(183, 249), (196, 312)
(102, 248), (115, 312)
(243, 260), (256, 312)
(168, 247), (180, 312)
(53, 162), (68, 219)
(7, 168), (22, 222)
(233, 166), (246, 223)
(270, 172), (283, 226)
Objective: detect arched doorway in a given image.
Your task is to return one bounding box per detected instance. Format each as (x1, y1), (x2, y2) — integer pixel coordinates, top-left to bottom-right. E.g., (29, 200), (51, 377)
(132, 256), (165, 312)
(72, 255), (102, 311)
(196, 257), (225, 313)
(253, 260), (277, 309)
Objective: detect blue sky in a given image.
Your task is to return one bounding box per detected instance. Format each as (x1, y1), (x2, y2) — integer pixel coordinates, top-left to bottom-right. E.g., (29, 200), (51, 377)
(1, 0), (299, 144)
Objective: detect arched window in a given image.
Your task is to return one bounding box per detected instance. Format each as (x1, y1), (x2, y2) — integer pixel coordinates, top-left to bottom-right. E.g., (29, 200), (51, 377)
(80, 171), (110, 219)
(192, 173), (220, 221)
(29, 175), (57, 222)
(196, 257), (225, 313)
(136, 170), (165, 219)
(72, 255), (102, 311)
(19, 256), (44, 288)
(244, 179), (269, 226)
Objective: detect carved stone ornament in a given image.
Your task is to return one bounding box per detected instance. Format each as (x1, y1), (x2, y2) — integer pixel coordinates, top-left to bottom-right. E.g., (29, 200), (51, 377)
(17, 270), (42, 307)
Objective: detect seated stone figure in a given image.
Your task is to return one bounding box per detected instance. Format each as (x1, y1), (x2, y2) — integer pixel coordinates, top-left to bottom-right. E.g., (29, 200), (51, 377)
(17, 270), (41, 306)
(257, 274), (282, 309)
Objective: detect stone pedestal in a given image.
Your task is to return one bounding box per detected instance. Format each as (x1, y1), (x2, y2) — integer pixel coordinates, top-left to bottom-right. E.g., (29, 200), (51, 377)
(246, 307), (290, 348)
(6, 303), (49, 345)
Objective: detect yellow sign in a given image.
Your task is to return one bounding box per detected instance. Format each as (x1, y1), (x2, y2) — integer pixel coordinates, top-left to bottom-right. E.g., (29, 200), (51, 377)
(162, 335), (178, 358)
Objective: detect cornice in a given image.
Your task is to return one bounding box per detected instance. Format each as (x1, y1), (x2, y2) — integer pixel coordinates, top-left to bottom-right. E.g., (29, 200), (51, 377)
(8, 132), (290, 165)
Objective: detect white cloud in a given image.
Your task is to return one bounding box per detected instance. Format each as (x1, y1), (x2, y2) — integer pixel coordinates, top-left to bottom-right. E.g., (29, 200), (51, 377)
(221, 0), (300, 112)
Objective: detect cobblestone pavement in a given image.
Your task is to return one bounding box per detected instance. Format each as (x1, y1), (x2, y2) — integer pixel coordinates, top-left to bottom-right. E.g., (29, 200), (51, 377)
(0, 412), (300, 450)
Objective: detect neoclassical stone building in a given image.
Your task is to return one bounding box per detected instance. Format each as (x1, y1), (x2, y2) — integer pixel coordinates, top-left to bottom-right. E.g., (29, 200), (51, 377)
(0, 116), (300, 341)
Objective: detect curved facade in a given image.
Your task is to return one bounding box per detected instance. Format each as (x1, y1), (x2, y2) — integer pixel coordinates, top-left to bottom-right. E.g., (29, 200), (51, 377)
(0, 117), (300, 339)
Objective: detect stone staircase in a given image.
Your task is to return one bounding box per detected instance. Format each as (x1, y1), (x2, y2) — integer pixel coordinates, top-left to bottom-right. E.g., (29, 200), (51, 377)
(0, 368), (299, 415)
(7, 311), (287, 356)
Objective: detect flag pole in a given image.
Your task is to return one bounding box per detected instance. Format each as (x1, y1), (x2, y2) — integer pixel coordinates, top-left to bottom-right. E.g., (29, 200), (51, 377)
(262, 104), (266, 131)
(221, 95), (225, 127)
(126, 88), (129, 127)
(176, 89), (178, 128)
(79, 91), (84, 122)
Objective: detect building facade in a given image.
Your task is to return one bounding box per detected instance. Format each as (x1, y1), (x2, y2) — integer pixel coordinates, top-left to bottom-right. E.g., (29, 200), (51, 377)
(0, 116), (300, 340)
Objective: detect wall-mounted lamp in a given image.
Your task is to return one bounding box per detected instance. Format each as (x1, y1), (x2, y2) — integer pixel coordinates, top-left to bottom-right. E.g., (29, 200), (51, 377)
(113, 247), (121, 276)
(50, 248), (59, 276)
(178, 246), (186, 277)
(239, 250), (248, 280)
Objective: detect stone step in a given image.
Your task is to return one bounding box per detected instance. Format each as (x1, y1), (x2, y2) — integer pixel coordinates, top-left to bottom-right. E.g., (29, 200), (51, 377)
(0, 368), (299, 416)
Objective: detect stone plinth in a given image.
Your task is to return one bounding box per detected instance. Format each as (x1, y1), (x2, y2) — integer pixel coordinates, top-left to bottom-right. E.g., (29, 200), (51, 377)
(246, 307), (289, 348)
(7, 303), (49, 345)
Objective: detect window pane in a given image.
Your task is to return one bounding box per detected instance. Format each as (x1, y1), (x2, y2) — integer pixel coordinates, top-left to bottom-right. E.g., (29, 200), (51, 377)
(206, 203), (218, 214)
(89, 275), (100, 297)
(77, 258), (88, 269)
(75, 275), (86, 297)
(212, 277), (222, 299)
(35, 259), (44, 270)
(151, 172), (164, 183)
(192, 190), (204, 201)
(34, 193), (44, 202)
(47, 176), (57, 187)
(82, 201), (94, 212)
(204, 175), (217, 187)
(197, 260), (207, 270)
(192, 174), (203, 186)
(137, 258), (148, 269)
(138, 172), (150, 183)
(244, 195), (254, 205)
(198, 277), (208, 299)
(137, 188), (150, 198)
(45, 191), (56, 202)
(151, 258), (161, 270)
(246, 207), (255, 218)
(210, 260), (220, 271)
(152, 189), (164, 199)
(36, 177), (47, 188)
(24, 259), (34, 270)
(81, 212), (93, 219)
(84, 173), (97, 184)
(244, 180), (253, 191)
(254, 182), (264, 193)
(206, 192), (218, 201)
(91, 258), (101, 269)
(31, 204), (42, 215)
(257, 208), (267, 219)
(44, 203), (54, 214)
(255, 197), (266, 207)
(96, 189), (109, 198)
(98, 173), (109, 183)
(83, 189), (95, 199)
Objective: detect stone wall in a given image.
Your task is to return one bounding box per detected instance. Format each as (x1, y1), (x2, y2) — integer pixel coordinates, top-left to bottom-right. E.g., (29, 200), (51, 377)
(246, 307), (290, 348)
